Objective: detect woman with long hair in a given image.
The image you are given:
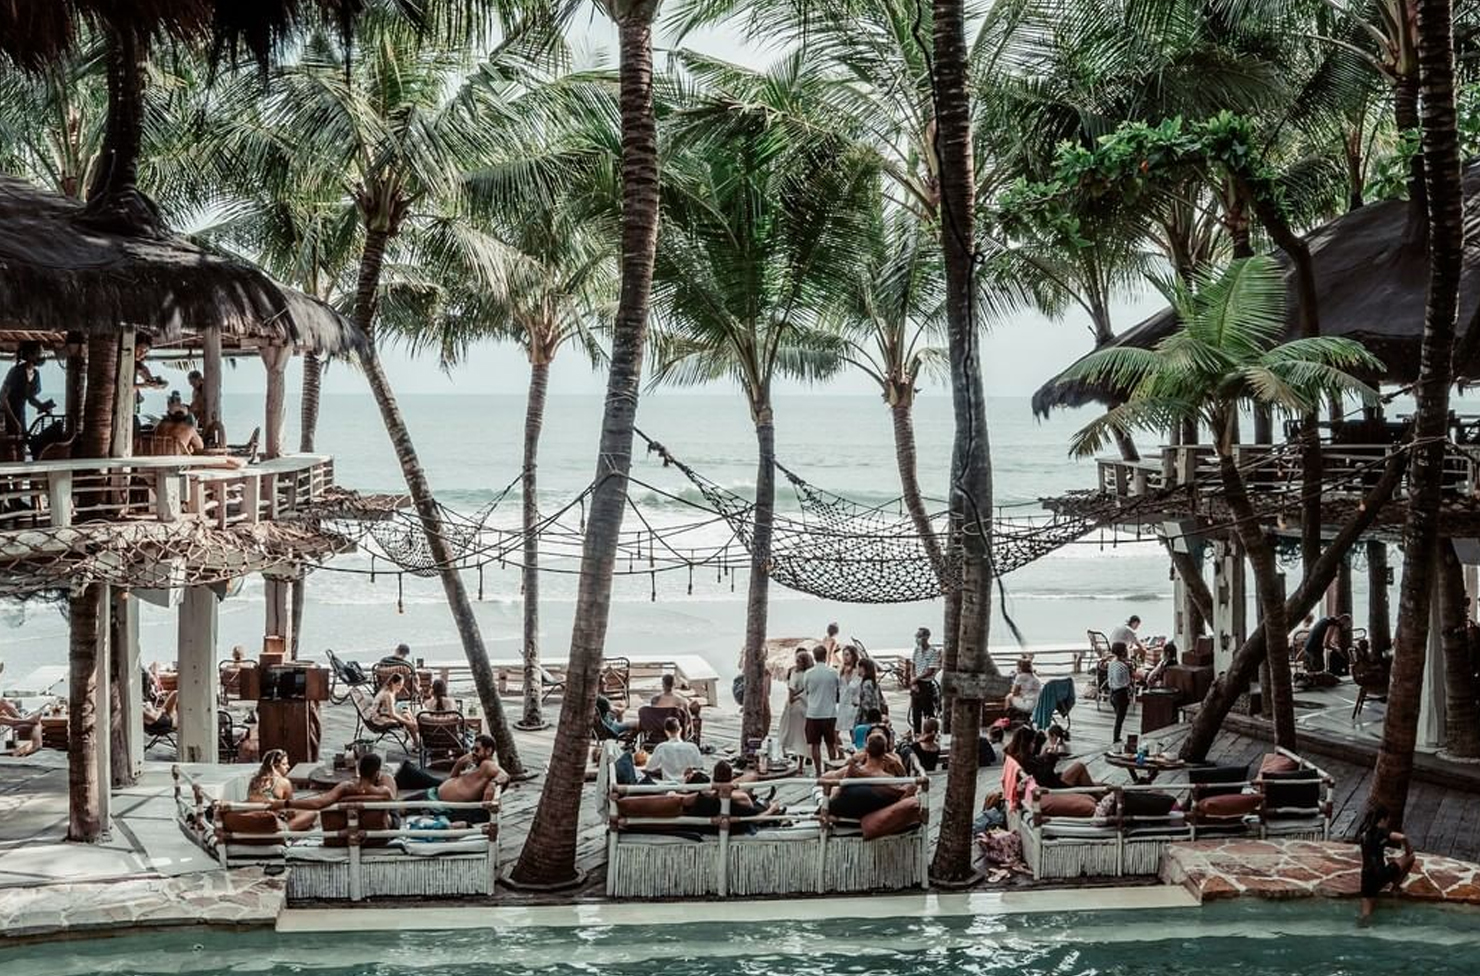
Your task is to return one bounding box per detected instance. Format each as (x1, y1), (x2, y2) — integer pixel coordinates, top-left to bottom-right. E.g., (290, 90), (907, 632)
(778, 646), (811, 758)
(1004, 725), (1096, 789)
(855, 657), (885, 727)
(836, 645), (862, 748)
(248, 749), (317, 830)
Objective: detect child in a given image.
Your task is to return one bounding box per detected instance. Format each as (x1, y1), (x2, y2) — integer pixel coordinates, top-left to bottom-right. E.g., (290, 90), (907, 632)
(1359, 805), (1415, 922)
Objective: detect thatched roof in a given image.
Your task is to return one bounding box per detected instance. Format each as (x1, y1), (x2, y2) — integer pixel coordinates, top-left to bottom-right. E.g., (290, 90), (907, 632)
(1032, 166), (1480, 417)
(0, 175), (363, 355)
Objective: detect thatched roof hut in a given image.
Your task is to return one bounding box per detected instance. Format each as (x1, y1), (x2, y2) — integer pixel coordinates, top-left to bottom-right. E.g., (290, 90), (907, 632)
(1031, 167), (1480, 417)
(0, 175), (362, 355)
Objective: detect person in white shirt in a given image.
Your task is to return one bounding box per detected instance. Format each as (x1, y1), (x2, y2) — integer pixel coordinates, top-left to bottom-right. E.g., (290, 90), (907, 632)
(644, 717), (704, 782)
(802, 645), (843, 774)
(1106, 642), (1135, 742)
(1108, 615), (1147, 661)
(1004, 658), (1042, 714)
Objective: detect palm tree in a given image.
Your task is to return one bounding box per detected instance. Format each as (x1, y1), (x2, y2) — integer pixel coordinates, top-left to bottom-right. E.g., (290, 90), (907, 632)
(221, 18), (586, 775)
(1061, 255), (1381, 750)
(648, 52), (875, 746)
(1370, 0), (1467, 827)
(389, 202), (615, 731)
(511, 0), (663, 888)
(833, 207), (950, 582)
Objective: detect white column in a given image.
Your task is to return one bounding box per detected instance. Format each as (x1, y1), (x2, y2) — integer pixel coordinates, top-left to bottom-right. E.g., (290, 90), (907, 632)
(1418, 581), (1448, 750)
(176, 586), (219, 764)
(94, 586), (113, 829)
(203, 328), (223, 445)
(261, 345), (290, 459)
(110, 329), (135, 459)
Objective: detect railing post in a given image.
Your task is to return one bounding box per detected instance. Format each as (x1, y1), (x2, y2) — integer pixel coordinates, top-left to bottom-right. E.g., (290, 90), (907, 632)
(47, 470), (72, 528)
(154, 470), (181, 523)
(347, 806), (363, 902)
(264, 473), (280, 520)
(242, 475), (261, 525)
(717, 788), (730, 897)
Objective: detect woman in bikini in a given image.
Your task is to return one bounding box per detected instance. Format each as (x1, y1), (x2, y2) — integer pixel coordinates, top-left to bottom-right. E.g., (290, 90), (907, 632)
(248, 749), (317, 831)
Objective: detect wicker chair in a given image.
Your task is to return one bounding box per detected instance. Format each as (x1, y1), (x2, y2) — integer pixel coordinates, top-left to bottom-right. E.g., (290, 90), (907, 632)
(373, 660), (418, 703)
(417, 709), (469, 768)
(600, 657), (631, 708)
(635, 705), (689, 750)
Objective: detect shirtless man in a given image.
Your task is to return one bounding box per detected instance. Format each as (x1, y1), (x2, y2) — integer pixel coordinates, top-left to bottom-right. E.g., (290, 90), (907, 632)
(0, 698), (43, 756)
(154, 399), (204, 454)
(429, 735), (509, 804)
(651, 673), (702, 736)
(288, 753), (397, 813)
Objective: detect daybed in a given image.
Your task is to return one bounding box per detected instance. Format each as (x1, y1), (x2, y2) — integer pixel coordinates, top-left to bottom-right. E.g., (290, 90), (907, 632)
(172, 766), (500, 902)
(600, 744), (931, 898)
(1011, 747), (1333, 880)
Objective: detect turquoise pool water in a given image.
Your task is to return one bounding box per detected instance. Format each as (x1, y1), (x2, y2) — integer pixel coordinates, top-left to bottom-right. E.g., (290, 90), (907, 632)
(6, 900), (1479, 976)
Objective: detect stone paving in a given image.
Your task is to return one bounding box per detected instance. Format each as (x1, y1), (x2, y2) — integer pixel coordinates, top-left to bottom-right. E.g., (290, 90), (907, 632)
(1162, 838), (1480, 904)
(0, 868), (284, 940)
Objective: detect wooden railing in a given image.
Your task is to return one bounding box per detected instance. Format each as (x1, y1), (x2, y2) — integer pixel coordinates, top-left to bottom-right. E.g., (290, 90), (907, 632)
(0, 454), (334, 531)
(1094, 441), (1480, 503)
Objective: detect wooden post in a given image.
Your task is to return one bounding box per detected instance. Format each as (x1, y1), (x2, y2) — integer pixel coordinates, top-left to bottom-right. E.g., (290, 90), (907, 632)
(64, 332), (85, 438)
(95, 585), (113, 829)
(47, 471), (73, 528)
(110, 587), (142, 786)
(1253, 403), (1274, 444)
(1418, 578), (1448, 749)
(176, 586), (219, 763)
(110, 329), (135, 459)
(1368, 540), (1391, 651)
(203, 327), (223, 445)
(261, 345), (290, 459)
(1211, 540), (1248, 676)
(264, 574), (294, 656)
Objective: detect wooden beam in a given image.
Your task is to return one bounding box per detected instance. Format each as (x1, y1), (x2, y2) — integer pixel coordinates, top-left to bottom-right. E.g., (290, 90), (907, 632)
(203, 328), (223, 446)
(261, 345), (290, 459)
(110, 328), (135, 459)
(176, 586), (219, 763)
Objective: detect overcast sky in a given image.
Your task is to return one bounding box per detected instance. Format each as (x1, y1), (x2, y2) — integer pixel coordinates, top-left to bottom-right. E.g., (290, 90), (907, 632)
(316, 5), (1168, 398)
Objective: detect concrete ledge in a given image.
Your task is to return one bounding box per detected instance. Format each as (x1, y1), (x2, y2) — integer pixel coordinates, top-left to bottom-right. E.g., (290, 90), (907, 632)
(1161, 839), (1480, 904)
(0, 868), (284, 942)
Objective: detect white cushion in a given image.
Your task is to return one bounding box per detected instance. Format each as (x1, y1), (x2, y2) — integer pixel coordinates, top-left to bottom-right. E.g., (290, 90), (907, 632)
(225, 843), (286, 859)
(400, 837), (490, 856)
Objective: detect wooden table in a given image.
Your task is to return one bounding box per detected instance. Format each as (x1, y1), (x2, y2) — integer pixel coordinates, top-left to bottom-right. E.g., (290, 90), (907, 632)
(287, 762), (358, 791)
(1103, 751), (1185, 785)
(752, 757), (802, 780)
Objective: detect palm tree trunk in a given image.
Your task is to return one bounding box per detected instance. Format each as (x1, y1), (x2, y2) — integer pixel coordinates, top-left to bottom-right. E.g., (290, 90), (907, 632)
(1217, 450), (1295, 748)
(740, 407), (777, 746)
(519, 360), (550, 729)
(1395, 70), (1428, 245)
(83, 24), (161, 237)
(1180, 452), (1404, 760)
(1371, 0), (1465, 829)
(68, 583), (104, 841)
(79, 335), (118, 458)
(1438, 540), (1480, 757)
(511, 2), (660, 887)
(1368, 539), (1392, 652)
(890, 399), (947, 586)
(931, 0), (998, 884)
(940, 478), (962, 734)
(352, 226), (523, 777)
(300, 351), (322, 453)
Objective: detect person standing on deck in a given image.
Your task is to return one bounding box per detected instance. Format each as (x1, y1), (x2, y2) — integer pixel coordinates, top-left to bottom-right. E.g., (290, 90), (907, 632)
(0, 341), (53, 453)
(1108, 616), (1147, 662)
(821, 622), (842, 667)
(802, 645), (842, 774)
(907, 627), (940, 734)
(1106, 643), (1134, 743)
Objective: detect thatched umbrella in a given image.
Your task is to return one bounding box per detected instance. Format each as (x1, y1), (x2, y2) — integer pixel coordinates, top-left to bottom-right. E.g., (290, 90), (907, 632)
(0, 175), (359, 353)
(1032, 167), (1480, 417)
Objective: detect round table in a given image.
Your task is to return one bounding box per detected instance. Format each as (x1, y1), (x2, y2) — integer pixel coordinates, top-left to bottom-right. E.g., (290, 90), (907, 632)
(752, 757), (802, 780)
(1102, 752), (1185, 785)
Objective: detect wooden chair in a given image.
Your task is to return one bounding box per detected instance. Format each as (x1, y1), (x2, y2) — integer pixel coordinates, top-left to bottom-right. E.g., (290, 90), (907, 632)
(1087, 630), (1111, 708)
(417, 709), (469, 769)
(635, 705), (689, 750)
(228, 426), (259, 461)
(372, 660), (418, 703)
(600, 657), (631, 708)
(218, 708), (249, 763)
(133, 434), (181, 457)
(1350, 651), (1390, 721)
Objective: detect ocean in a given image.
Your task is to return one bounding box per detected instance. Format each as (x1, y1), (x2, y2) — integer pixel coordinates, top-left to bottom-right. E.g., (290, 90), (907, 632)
(0, 391), (1391, 681)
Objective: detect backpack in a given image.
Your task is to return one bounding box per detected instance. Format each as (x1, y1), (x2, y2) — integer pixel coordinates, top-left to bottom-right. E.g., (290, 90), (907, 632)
(342, 660), (367, 684)
(732, 674), (746, 705)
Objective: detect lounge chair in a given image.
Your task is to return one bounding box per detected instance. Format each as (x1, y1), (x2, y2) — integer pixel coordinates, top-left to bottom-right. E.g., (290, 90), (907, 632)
(1031, 676), (1076, 731)
(349, 686), (412, 753)
(417, 709), (469, 768)
(326, 649), (372, 704)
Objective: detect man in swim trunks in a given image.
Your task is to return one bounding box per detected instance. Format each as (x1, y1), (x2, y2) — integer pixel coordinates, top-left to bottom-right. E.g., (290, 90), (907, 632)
(427, 734), (508, 805)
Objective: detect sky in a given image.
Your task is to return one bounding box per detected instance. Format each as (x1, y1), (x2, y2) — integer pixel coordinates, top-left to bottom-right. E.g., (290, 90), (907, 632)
(316, 5), (1168, 399)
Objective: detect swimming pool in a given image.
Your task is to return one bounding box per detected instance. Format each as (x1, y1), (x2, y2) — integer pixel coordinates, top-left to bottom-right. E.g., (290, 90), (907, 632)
(6, 897), (1479, 976)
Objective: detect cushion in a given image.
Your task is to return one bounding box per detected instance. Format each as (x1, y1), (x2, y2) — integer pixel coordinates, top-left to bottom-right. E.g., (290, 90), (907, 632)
(1259, 752), (1299, 775)
(860, 796), (922, 840)
(1038, 818), (1118, 839)
(1187, 763), (1249, 798)
(1261, 769), (1321, 818)
(830, 784), (904, 820)
(1037, 791), (1098, 819)
(219, 809), (282, 845)
(321, 802), (394, 848)
(1195, 792), (1262, 820)
(224, 842), (287, 859)
(1121, 790), (1177, 820)
(616, 794), (685, 819)
(400, 837), (490, 855)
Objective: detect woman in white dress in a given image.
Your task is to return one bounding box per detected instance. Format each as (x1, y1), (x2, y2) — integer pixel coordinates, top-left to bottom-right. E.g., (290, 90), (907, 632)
(835, 645), (861, 748)
(778, 647), (811, 757)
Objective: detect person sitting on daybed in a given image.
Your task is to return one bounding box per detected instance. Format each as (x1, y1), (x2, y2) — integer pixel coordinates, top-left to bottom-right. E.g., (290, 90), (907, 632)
(819, 733), (911, 820)
(683, 761), (781, 829)
(288, 753), (397, 818)
(1004, 725), (1097, 790)
(852, 708), (893, 751)
(899, 717), (941, 772)
(393, 734), (507, 824)
(645, 716), (703, 782)
(248, 749), (318, 831)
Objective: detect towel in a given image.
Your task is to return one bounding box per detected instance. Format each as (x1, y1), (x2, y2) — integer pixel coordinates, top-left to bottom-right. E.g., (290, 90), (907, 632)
(1001, 755), (1024, 812)
(1031, 676), (1076, 730)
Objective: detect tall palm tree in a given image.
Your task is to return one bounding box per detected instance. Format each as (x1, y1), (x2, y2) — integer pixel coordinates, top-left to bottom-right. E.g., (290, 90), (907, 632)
(833, 207), (950, 581)
(511, 0), (663, 888)
(1370, 0), (1467, 827)
(389, 201), (615, 731)
(1061, 255), (1381, 750)
(223, 19), (583, 775)
(649, 52), (875, 746)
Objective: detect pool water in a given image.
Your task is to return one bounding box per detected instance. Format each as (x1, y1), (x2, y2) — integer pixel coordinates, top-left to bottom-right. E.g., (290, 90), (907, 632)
(6, 900), (1479, 976)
